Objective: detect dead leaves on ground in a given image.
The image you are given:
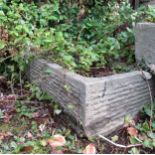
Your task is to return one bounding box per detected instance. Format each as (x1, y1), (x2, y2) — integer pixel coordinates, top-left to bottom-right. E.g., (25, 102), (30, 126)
(127, 127), (138, 137)
(83, 143), (96, 154)
(48, 134), (66, 148)
(47, 134), (66, 154)
(47, 135), (97, 154)
(0, 76), (6, 83)
(0, 94), (16, 123)
(31, 109), (49, 119)
(0, 132), (13, 141)
(20, 146), (34, 154)
(0, 94), (16, 106)
(26, 132), (33, 139)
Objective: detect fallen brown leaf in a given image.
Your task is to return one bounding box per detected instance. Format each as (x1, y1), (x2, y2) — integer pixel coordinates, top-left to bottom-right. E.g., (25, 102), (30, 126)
(51, 148), (64, 154)
(48, 134), (66, 148)
(27, 132), (33, 139)
(0, 132), (13, 140)
(83, 143), (96, 154)
(20, 146), (33, 153)
(127, 127), (138, 136)
(3, 113), (12, 123)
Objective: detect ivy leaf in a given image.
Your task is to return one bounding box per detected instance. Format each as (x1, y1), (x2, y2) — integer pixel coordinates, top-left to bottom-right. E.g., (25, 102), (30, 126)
(147, 132), (155, 139)
(142, 121), (150, 133)
(143, 140), (153, 149)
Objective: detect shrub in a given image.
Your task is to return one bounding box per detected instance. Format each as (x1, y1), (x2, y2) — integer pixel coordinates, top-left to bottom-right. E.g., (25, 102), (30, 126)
(0, 0), (155, 80)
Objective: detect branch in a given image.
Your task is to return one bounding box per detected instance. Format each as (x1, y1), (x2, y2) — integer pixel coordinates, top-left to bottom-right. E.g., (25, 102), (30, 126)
(98, 135), (142, 148)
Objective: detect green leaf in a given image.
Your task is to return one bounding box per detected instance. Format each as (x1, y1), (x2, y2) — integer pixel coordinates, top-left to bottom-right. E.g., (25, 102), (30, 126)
(143, 140), (153, 149)
(111, 135), (119, 142)
(10, 141), (17, 148)
(144, 104), (151, 116)
(148, 132), (155, 139)
(152, 122), (155, 129)
(129, 136), (140, 144)
(124, 115), (133, 125)
(54, 109), (62, 115)
(44, 68), (53, 75)
(142, 121), (150, 132)
(0, 40), (6, 50)
(0, 109), (4, 118)
(128, 147), (140, 154)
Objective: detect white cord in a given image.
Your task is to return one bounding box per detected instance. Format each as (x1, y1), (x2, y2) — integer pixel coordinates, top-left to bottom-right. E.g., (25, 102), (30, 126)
(98, 134), (142, 148)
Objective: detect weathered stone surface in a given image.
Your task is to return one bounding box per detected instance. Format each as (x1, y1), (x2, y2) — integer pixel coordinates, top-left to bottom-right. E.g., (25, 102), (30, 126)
(144, 0), (155, 6)
(135, 22), (155, 66)
(28, 59), (155, 136)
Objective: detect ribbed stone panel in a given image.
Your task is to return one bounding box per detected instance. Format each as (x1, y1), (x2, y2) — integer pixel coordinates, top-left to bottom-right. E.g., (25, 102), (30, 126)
(84, 71), (155, 135)
(135, 22), (155, 66)
(28, 59), (87, 124)
(28, 59), (155, 136)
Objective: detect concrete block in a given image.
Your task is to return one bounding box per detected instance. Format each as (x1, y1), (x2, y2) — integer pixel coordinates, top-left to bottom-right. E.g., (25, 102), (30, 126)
(28, 59), (155, 136)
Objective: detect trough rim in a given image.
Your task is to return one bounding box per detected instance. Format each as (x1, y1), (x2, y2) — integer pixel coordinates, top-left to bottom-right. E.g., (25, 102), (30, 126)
(36, 59), (151, 82)
(136, 22), (155, 29)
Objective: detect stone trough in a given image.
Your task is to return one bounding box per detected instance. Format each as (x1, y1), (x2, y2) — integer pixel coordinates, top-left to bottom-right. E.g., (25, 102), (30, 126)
(28, 59), (155, 136)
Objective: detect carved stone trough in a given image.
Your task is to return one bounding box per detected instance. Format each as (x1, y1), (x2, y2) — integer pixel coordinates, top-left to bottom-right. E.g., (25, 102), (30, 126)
(28, 59), (155, 136)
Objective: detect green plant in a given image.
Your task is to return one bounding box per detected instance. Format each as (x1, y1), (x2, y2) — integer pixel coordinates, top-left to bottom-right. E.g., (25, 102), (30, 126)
(127, 101), (155, 153)
(27, 84), (52, 101)
(0, 109), (4, 119)
(45, 0), (155, 73)
(1, 0), (155, 79)
(15, 101), (35, 118)
(0, 0), (62, 81)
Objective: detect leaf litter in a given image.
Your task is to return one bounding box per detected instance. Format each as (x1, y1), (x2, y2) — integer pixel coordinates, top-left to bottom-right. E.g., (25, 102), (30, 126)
(0, 76), (155, 153)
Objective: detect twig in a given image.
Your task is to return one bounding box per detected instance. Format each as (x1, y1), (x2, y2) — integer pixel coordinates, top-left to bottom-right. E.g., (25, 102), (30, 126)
(16, 94), (29, 100)
(77, 27), (85, 41)
(19, 70), (23, 95)
(137, 65), (153, 132)
(10, 81), (15, 95)
(98, 135), (142, 148)
(19, 100), (43, 105)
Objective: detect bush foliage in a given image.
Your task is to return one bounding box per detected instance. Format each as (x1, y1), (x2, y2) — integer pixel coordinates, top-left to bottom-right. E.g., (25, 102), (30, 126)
(0, 0), (155, 79)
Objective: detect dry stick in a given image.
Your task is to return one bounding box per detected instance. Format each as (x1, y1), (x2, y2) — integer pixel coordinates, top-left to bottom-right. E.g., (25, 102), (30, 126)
(98, 135), (143, 148)
(77, 27), (85, 41)
(16, 94), (29, 100)
(10, 82), (15, 95)
(19, 70), (23, 95)
(137, 65), (153, 132)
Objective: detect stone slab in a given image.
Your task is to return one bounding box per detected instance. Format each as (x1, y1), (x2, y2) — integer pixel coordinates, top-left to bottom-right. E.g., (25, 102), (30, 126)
(135, 22), (155, 75)
(28, 59), (155, 136)
(135, 23), (155, 67)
